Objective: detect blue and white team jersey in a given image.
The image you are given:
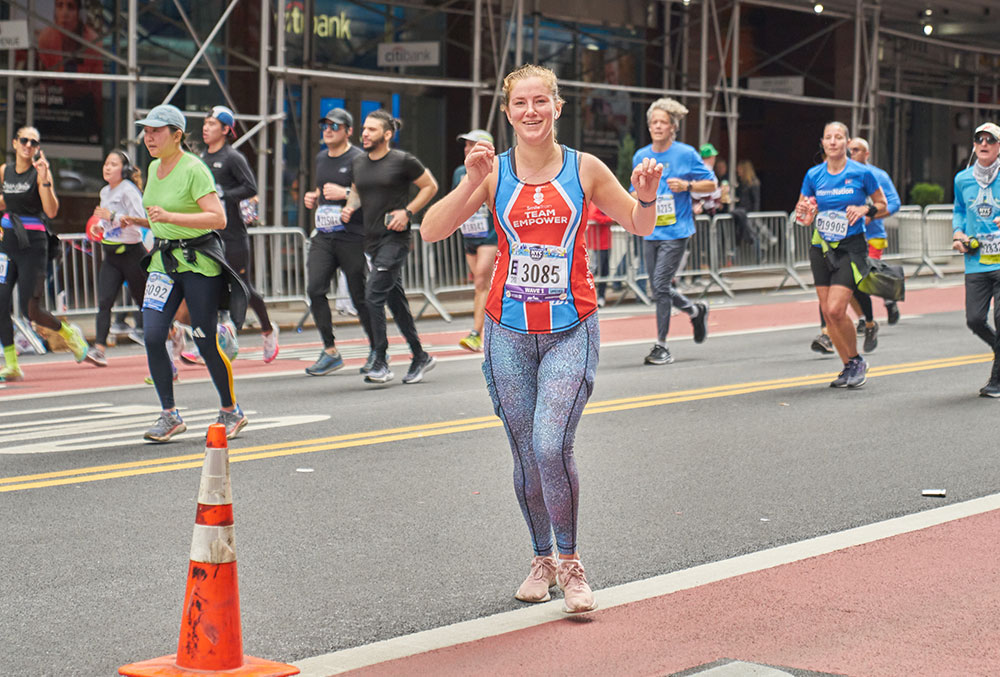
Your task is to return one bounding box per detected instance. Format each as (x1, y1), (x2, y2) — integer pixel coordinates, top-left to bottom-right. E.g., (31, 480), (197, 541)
(801, 159), (879, 245)
(953, 166), (1000, 274)
(863, 164), (900, 241)
(632, 141), (716, 241)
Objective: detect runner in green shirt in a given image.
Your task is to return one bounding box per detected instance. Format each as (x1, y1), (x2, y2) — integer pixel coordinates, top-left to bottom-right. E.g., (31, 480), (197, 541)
(124, 104), (248, 442)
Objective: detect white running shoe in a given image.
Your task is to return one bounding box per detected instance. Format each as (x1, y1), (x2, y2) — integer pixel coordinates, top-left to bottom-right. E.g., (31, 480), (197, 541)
(262, 325), (280, 363)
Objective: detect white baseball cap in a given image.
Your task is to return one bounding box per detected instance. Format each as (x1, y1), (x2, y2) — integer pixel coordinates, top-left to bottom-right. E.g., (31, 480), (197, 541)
(975, 122), (1000, 141)
(457, 129), (493, 145)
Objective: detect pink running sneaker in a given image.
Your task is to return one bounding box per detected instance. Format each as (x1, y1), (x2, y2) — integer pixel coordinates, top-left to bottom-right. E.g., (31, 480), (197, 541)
(514, 555), (558, 603)
(556, 558), (597, 613)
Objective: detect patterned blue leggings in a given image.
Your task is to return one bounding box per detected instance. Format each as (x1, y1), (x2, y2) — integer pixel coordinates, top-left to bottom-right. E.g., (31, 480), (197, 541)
(482, 314), (599, 556)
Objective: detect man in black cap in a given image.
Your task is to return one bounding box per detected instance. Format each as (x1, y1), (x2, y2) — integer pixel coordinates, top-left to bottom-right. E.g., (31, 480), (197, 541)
(302, 105), (375, 375)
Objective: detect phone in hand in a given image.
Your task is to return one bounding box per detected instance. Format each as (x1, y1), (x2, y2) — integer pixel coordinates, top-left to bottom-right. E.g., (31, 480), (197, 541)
(32, 150), (41, 163)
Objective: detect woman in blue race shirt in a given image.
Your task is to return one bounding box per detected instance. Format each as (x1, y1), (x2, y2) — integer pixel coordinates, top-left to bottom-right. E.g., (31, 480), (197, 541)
(795, 121), (886, 389)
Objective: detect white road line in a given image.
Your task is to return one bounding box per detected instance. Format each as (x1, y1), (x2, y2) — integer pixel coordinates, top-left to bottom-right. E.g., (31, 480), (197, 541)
(0, 402), (113, 418)
(293, 491), (1000, 676)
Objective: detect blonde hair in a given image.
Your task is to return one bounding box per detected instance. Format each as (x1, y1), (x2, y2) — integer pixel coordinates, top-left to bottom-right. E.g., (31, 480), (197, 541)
(14, 125), (40, 140)
(500, 64), (564, 111)
(736, 159), (758, 185)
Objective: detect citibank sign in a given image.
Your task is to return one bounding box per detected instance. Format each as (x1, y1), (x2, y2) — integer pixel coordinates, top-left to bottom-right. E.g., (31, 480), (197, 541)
(377, 41), (440, 67)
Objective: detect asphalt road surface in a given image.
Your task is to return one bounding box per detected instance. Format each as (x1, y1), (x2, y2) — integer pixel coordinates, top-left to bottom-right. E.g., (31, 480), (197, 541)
(2, 285), (998, 676)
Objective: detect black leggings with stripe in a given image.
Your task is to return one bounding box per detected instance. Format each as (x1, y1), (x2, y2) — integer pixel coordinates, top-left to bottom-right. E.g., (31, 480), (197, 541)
(142, 271), (234, 411)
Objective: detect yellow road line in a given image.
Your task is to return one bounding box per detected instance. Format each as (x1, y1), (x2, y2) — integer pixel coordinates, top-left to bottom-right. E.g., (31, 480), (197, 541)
(2, 353), (991, 493)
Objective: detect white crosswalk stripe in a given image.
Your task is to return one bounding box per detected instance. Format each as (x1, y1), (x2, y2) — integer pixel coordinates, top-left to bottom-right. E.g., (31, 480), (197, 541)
(0, 403), (328, 454)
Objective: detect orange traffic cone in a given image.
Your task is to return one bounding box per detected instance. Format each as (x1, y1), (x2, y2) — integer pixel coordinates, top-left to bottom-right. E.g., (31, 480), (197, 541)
(120, 423), (299, 677)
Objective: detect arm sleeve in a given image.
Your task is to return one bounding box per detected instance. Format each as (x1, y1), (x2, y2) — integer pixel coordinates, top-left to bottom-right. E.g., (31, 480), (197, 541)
(862, 167), (880, 196)
(224, 151), (258, 202)
(879, 172), (901, 216)
(689, 151), (718, 182)
(953, 174), (966, 234)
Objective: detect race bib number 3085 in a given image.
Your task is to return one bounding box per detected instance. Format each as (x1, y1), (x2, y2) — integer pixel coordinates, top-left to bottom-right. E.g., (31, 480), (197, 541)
(142, 272), (175, 312)
(504, 242), (569, 303)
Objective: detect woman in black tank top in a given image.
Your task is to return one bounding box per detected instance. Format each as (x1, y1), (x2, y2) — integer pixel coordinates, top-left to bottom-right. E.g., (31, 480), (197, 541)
(0, 125), (90, 382)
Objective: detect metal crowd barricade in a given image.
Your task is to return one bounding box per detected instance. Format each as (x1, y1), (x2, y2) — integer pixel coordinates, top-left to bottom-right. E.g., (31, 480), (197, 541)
(916, 204), (959, 278)
(420, 227), (471, 321)
(881, 205), (924, 267)
(247, 226), (309, 305)
(714, 211), (806, 292)
(410, 225), (452, 321)
(591, 225), (650, 306)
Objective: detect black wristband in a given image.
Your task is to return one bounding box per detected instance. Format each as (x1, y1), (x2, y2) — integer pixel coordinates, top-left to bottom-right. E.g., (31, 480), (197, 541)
(867, 204), (878, 218)
(637, 196), (656, 208)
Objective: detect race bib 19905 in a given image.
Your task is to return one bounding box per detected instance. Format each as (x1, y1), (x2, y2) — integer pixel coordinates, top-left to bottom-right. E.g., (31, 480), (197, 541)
(815, 210), (849, 242)
(142, 272), (174, 312)
(655, 194), (676, 227)
(315, 205), (345, 233)
(504, 242), (569, 303)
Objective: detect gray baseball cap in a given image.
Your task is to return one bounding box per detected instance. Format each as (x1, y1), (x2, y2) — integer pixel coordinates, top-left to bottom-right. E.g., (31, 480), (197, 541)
(135, 104), (187, 132)
(457, 129), (493, 144)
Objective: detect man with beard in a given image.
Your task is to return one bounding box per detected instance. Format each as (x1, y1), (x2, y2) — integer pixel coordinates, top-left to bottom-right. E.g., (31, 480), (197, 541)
(341, 110), (438, 384)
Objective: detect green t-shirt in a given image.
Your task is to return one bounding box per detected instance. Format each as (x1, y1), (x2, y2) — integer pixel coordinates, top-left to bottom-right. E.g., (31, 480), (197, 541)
(143, 152), (221, 276)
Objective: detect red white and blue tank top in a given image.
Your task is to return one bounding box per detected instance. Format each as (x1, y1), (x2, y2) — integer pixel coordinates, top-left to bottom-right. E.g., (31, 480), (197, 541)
(486, 146), (596, 335)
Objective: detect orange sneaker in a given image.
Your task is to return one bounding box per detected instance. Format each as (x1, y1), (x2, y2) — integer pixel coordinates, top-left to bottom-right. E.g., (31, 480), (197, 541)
(514, 555), (558, 603)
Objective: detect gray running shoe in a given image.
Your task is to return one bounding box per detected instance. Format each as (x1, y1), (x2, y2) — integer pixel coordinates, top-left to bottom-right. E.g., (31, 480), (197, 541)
(830, 364), (850, 388)
(863, 321), (879, 353)
(144, 410), (187, 443)
(856, 318), (866, 335)
(305, 349), (344, 376)
(811, 333), (834, 354)
(85, 346), (107, 367)
(127, 328), (145, 346)
(402, 353), (436, 384)
(364, 359), (394, 384)
(644, 344), (673, 365)
(846, 356), (869, 388)
(216, 406), (248, 439)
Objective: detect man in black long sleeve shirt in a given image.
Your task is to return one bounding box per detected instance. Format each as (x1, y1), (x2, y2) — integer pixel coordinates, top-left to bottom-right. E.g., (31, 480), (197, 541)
(201, 105), (279, 362)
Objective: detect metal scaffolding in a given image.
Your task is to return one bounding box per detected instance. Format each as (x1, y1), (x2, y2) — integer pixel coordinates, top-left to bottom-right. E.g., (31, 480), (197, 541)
(4, 0), (998, 222)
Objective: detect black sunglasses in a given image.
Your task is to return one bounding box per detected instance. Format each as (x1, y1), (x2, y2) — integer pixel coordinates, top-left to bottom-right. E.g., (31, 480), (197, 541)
(319, 122), (342, 132)
(974, 135), (999, 145)
(17, 137), (40, 147)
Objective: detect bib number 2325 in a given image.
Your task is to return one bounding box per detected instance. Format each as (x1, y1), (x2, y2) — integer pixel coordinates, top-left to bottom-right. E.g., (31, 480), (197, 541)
(142, 272), (175, 312)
